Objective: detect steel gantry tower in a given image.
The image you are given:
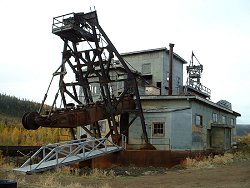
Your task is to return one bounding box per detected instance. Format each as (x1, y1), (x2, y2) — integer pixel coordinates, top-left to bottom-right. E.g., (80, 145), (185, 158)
(22, 11), (153, 148)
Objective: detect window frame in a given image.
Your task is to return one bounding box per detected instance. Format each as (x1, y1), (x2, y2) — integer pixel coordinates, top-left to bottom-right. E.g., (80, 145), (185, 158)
(195, 114), (203, 127)
(212, 113), (218, 123)
(230, 118), (234, 126)
(222, 115), (226, 124)
(152, 122), (165, 137)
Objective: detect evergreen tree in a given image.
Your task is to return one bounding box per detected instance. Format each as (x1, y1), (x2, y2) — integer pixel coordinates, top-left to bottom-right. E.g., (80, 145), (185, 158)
(0, 93), (41, 118)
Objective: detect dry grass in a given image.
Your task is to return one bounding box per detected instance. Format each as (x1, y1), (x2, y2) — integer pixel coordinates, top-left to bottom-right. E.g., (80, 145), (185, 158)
(183, 136), (250, 169)
(38, 175), (62, 187)
(34, 167), (113, 187)
(50, 165), (113, 178)
(185, 150), (250, 169)
(90, 168), (115, 178)
(54, 166), (79, 176)
(0, 151), (15, 171)
(1, 135), (250, 187)
(64, 183), (111, 188)
(183, 153), (235, 169)
(0, 151), (25, 185)
(237, 135), (250, 144)
(64, 182), (82, 188)
(0, 153), (113, 188)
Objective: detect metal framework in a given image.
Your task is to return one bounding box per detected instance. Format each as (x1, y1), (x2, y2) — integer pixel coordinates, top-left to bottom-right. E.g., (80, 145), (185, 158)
(22, 11), (152, 147)
(185, 52), (211, 98)
(14, 135), (126, 173)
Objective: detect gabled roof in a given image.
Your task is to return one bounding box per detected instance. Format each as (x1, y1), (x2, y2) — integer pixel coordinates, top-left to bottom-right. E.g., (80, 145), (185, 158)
(121, 47), (188, 64)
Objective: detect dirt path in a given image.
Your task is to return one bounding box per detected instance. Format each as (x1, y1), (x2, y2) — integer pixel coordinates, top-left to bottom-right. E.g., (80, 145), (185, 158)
(79, 160), (250, 188)
(1, 159), (250, 187)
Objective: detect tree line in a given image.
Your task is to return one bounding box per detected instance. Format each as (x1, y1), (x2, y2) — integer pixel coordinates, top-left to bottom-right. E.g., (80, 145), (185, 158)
(0, 93), (41, 118)
(0, 93), (71, 145)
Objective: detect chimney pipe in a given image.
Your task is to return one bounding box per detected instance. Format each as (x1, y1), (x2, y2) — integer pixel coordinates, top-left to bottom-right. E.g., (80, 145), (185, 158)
(168, 43), (174, 95)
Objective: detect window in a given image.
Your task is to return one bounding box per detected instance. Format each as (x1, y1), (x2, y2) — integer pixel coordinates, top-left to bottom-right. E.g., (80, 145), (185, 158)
(156, 82), (162, 95)
(222, 116), (226, 124)
(212, 113), (218, 122)
(152, 122), (164, 136)
(142, 75), (152, 85)
(156, 82), (161, 89)
(195, 115), (203, 126)
(230, 118), (234, 126)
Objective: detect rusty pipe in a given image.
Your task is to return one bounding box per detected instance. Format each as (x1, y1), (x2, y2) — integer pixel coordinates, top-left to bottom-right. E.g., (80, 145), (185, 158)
(168, 43), (174, 95)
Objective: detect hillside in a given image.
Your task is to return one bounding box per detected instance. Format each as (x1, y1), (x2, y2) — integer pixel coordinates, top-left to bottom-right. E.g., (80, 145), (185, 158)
(0, 93), (71, 145)
(236, 124), (250, 136)
(0, 93), (41, 119)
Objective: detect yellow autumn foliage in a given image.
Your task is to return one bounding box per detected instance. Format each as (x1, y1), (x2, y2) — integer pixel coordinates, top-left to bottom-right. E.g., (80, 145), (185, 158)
(0, 126), (71, 146)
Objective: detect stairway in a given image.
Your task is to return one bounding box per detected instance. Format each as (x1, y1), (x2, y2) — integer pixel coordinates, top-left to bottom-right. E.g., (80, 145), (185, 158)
(14, 135), (126, 173)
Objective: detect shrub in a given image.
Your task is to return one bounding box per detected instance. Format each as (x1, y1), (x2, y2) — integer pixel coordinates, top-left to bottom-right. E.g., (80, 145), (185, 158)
(184, 150), (250, 169)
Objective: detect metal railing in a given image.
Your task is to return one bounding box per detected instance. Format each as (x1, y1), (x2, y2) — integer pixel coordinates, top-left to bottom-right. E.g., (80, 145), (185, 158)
(14, 135), (126, 173)
(52, 13), (75, 33)
(186, 79), (211, 96)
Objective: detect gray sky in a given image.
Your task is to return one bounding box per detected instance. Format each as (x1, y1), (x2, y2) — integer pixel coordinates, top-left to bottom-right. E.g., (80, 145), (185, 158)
(0, 0), (249, 124)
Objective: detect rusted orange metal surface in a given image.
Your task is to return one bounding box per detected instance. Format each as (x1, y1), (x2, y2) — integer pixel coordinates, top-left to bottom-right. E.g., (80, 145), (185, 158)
(22, 96), (135, 130)
(79, 150), (209, 169)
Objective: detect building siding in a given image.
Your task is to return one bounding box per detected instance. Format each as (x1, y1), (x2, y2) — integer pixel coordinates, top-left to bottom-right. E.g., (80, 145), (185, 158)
(76, 47), (240, 152)
(190, 100), (236, 150)
(123, 49), (184, 95)
(171, 109), (192, 150)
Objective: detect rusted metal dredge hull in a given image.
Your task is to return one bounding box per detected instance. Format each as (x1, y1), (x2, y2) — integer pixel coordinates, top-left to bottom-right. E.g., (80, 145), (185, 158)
(79, 150), (212, 169)
(22, 97), (136, 130)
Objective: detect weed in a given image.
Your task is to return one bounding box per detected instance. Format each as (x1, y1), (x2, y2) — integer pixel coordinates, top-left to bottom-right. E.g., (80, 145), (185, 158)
(99, 183), (111, 188)
(64, 182), (82, 188)
(0, 151), (15, 171)
(212, 153), (234, 165)
(55, 166), (77, 176)
(184, 150), (250, 169)
(64, 182), (111, 188)
(90, 168), (108, 178)
(91, 168), (116, 178)
(7, 171), (16, 180)
(38, 175), (62, 187)
(242, 143), (250, 154)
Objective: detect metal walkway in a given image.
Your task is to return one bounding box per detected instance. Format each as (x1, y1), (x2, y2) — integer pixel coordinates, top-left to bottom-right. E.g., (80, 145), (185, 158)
(14, 135), (126, 173)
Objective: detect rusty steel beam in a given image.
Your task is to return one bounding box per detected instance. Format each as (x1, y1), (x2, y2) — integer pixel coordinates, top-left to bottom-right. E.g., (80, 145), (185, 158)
(22, 96), (135, 130)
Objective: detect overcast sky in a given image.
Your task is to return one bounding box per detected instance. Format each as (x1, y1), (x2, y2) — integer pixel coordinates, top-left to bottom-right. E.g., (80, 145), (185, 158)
(0, 0), (249, 124)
